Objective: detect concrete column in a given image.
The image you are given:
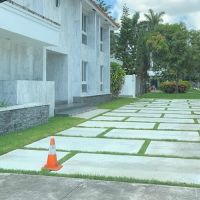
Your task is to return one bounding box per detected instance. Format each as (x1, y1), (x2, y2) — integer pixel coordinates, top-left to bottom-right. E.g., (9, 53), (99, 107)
(42, 47), (47, 81)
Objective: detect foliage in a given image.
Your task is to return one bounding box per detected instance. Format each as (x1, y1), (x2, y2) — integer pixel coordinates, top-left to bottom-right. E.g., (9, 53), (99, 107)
(185, 30), (200, 82)
(160, 82), (176, 93)
(149, 23), (189, 92)
(179, 81), (191, 91)
(160, 81), (191, 93)
(0, 101), (8, 108)
(144, 9), (165, 31)
(116, 6), (137, 74)
(110, 62), (126, 97)
(142, 89), (200, 99)
(114, 7), (165, 94)
(96, 0), (111, 15)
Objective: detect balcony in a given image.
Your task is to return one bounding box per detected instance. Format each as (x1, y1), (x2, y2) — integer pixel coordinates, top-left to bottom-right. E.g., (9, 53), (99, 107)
(0, 1), (60, 46)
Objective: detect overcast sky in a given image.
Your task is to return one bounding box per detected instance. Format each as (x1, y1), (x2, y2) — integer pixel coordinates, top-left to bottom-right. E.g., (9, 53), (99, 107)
(104, 0), (200, 30)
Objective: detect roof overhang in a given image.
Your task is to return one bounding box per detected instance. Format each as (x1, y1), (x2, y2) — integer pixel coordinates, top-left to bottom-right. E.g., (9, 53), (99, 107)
(85, 0), (119, 30)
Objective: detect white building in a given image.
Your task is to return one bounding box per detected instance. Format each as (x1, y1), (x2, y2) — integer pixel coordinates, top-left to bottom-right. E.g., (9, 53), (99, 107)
(0, 0), (118, 116)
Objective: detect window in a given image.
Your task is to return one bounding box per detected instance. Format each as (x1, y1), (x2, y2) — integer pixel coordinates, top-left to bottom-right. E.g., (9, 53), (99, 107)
(100, 27), (103, 51)
(100, 65), (104, 91)
(82, 61), (88, 93)
(82, 14), (87, 45)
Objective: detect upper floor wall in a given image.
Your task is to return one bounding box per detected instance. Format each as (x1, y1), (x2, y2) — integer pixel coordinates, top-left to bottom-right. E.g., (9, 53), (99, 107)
(14, 0), (61, 24)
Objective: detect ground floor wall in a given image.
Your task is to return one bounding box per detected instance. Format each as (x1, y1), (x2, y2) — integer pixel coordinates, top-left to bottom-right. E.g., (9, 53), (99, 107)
(0, 104), (49, 135)
(0, 80), (55, 116)
(0, 39), (44, 81)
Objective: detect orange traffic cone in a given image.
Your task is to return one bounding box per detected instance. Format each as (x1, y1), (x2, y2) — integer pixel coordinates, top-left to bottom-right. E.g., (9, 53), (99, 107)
(43, 137), (62, 171)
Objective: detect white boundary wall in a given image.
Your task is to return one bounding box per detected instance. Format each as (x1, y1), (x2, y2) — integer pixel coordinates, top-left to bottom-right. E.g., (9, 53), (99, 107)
(120, 75), (137, 98)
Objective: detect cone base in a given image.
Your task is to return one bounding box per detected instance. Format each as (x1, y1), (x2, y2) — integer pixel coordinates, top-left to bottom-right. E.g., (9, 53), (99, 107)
(43, 164), (63, 171)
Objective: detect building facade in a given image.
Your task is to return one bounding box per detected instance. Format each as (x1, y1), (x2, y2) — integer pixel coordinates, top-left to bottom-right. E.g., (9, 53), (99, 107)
(0, 0), (118, 116)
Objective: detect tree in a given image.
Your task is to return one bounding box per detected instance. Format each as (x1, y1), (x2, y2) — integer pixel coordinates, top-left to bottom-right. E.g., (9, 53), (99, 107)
(96, 0), (111, 15)
(186, 31), (200, 82)
(134, 26), (151, 93)
(116, 6), (135, 74)
(144, 9), (165, 30)
(110, 62), (126, 97)
(148, 23), (189, 92)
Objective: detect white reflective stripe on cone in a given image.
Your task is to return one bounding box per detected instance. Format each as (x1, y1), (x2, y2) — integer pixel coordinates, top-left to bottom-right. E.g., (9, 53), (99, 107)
(49, 145), (56, 155)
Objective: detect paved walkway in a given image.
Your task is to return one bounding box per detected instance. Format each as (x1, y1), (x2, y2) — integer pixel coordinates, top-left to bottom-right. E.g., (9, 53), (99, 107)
(1, 173), (200, 200)
(1, 99), (200, 186)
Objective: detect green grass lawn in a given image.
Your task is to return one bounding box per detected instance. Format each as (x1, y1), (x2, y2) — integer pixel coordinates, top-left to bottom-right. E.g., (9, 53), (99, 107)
(98, 97), (136, 110)
(141, 89), (200, 99)
(0, 117), (85, 155)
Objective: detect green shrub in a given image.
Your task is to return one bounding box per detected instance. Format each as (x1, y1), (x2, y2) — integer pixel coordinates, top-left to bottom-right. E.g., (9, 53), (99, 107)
(111, 62), (126, 97)
(179, 81), (191, 91)
(0, 101), (8, 108)
(160, 81), (191, 93)
(160, 82), (176, 93)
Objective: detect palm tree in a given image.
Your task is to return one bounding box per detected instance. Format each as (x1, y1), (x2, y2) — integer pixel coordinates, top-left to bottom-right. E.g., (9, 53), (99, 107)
(144, 9), (165, 30)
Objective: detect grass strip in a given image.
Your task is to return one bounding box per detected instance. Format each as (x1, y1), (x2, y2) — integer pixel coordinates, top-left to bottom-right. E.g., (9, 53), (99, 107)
(138, 140), (151, 155)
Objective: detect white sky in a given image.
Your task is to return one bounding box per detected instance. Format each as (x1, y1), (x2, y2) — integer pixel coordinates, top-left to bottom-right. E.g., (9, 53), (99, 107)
(111, 0), (200, 30)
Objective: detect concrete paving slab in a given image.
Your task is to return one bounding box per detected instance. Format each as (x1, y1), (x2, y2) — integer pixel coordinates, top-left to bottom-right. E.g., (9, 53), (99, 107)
(158, 123), (200, 131)
(112, 109), (138, 113)
(57, 127), (107, 137)
(146, 141), (200, 158)
(146, 105), (169, 108)
(139, 110), (192, 114)
(0, 149), (67, 171)
(164, 114), (200, 119)
(127, 117), (194, 124)
(91, 116), (126, 121)
(194, 112), (200, 115)
(78, 121), (155, 129)
(168, 108), (200, 111)
(105, 129), (200, 141)
(104, 112), (162, 118)
(121, 107), (166, 111)
(56, 153), (200, 185)
(118, 106), (143, 110)
(26, 136), (145, 154)
(73, 109), (109, 119)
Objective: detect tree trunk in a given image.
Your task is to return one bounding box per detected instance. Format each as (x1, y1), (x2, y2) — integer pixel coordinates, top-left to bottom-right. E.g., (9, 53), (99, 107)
(175, 72), (179, 93)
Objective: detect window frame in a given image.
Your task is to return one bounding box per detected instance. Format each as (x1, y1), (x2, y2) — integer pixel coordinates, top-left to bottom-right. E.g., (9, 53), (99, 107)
(100, 27), (103, 52)
(82, 61), (88, 93)
(82, 14), (88, 45)
(100, 65), (104, 92)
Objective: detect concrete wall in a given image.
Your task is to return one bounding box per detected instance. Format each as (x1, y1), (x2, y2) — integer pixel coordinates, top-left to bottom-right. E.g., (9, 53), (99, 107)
(0, 80), (55, 116)
(46, 52), (68, 102)
(0, 0), (113, 111)
(0, 39), (44, 81)
(0, 103), (49, 135)
(14, 0), (61, 23)
(120, 75), (137, 98)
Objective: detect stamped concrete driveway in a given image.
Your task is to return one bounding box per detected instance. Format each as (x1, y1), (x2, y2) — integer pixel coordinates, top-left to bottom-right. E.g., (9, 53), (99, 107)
(1, 99), (200, 192)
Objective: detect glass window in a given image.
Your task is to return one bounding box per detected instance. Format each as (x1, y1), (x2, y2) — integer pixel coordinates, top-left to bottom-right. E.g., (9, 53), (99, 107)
(100, 27), (103, 51)
(100, 27), (103, 42)
(82, 61), (88, 93)
(82, 61), (87, 82)
(82, 14), (87, 33)
(100, 65), (104, 91)
(82, 14), (87, 45)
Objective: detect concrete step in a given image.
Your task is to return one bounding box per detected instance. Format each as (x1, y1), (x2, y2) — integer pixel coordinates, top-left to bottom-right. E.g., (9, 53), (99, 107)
(55, 103), (96, 116)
